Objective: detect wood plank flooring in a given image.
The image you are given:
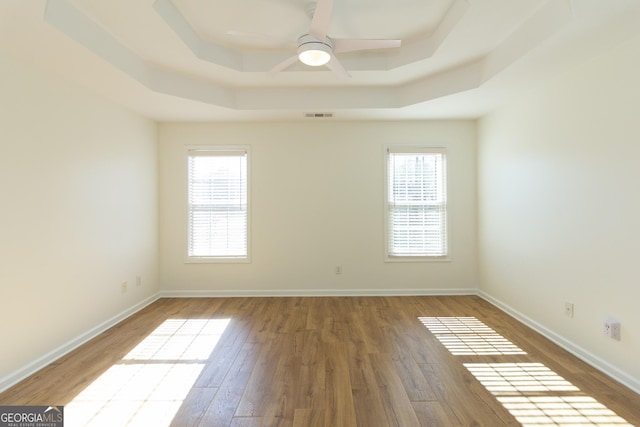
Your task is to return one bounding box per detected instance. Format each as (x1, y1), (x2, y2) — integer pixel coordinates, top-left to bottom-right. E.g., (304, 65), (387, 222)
(1, 296), (639, 426)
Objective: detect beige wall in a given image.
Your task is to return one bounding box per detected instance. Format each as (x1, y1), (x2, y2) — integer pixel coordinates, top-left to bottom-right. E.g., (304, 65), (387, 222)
(0, 51), (159, 385)
(478, 34), (640, 389)
(159, 121), (477, 294)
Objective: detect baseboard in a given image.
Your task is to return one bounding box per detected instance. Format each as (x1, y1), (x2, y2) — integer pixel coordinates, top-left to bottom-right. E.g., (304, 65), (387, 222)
(158, 287), (478, 298)
(477, 290), (640, 395)
(0, 293), (161, 394)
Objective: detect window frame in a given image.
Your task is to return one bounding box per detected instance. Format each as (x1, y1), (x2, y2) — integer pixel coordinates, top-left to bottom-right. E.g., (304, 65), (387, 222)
(384, 145), (450, 263)
(185, 145), (251, 264)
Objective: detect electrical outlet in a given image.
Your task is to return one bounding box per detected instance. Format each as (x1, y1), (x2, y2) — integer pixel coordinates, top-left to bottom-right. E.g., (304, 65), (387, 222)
(604, 317), (621, 341)
(564, 302), (574, 318)
(136, 276), (142, 287)
(121, 281), (128, 293)
(335, 265), (342, 275)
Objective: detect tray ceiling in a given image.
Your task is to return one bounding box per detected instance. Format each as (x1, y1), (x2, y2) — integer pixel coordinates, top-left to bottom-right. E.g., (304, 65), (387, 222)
(1, 0), (640, 121)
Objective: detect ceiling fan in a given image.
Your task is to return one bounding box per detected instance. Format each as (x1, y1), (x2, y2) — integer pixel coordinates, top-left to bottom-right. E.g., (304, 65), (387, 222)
(228, 0), (402, 77)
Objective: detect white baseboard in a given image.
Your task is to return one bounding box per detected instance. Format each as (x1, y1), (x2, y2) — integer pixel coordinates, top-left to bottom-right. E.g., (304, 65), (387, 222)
(158, 287), (478, 298)
(477, 290), (640, 395)
(0, 293), (161, 394)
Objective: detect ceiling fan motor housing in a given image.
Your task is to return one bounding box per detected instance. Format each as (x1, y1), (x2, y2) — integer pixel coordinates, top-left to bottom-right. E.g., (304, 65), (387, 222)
(297, 34), (333, 50)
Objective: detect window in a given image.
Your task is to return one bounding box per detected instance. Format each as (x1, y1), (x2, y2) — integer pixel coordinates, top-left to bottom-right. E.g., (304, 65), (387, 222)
(187, 147), (249, 261)
(385, 147), (447, 260)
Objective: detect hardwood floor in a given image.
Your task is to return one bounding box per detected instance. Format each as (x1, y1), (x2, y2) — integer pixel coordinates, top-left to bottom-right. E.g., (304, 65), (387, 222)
(1, 296), (639, 426)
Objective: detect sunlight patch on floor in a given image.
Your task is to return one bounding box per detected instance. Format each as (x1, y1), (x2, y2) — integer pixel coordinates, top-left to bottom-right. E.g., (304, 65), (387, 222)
(464, 363), (578, 394)
(464, 363), (633, 426)
(124, 318), (231, 361)
(419, 316), (526, 355)
(65, 318), (230, 427)
(419, 317), (632, 426)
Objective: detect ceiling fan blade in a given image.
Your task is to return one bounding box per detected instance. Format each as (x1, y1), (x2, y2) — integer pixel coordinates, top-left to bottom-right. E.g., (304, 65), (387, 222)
(326, 55), (350, 78)
(269, 55), (300, 74)
(309, 0), (333, 41)
(333, 38), (402, 54)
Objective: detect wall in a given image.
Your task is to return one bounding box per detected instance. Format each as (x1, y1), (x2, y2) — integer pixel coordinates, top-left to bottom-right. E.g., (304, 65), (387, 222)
(0, 51), (159, 387)
(159, 121), (477, 294)
(478, 34), (640, 389)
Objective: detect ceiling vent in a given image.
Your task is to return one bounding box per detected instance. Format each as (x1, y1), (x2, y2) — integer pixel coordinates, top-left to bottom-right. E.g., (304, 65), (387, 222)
(305, 112), (333, 118)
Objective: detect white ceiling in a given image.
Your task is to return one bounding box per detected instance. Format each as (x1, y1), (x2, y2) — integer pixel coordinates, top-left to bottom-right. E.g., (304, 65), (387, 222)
(1, 0), (640, 122)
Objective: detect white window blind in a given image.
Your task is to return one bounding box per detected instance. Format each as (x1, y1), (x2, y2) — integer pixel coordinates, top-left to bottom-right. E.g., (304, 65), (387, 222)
(187, 149), (248, 260)
(386, 147), (447, 258)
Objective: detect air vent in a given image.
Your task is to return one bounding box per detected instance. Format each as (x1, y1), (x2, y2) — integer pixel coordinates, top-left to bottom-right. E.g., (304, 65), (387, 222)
(305, 112), (333, 118)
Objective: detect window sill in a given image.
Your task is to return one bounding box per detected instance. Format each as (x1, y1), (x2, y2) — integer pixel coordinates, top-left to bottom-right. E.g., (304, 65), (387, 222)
(385, 255), (451, 263)
(185, 256), (251, 264)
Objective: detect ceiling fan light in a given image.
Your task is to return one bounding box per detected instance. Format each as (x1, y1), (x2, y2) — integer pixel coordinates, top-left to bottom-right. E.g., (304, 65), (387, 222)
(298, 42), (331, 66)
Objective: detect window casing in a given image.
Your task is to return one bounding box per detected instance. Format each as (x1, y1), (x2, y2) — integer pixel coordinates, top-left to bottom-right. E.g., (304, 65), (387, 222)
(187, 147), (249, 262)
(385, 147), (448, 261)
